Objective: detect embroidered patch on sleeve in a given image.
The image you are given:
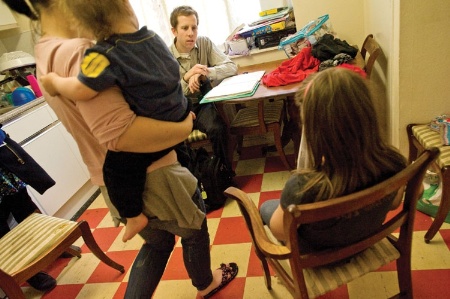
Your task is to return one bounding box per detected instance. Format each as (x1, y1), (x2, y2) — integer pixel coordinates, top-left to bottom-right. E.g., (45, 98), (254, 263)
(80, 52), (110, 78)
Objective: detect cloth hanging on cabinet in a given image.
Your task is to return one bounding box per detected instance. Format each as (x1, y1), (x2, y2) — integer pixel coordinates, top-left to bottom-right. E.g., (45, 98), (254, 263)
(0, 128), (55, 194)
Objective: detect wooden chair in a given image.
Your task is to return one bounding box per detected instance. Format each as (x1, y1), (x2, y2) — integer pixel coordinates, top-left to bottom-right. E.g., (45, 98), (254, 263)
(221, 98), (293, 170)
(0, 213), (124, 298)
(224, 148), (438, 299)
(361, 34), (381, 79)
(407, 123), (450, 243)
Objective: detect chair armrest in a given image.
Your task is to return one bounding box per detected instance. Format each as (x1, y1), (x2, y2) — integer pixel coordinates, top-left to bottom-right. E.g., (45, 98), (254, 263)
(224, 187), (291, 259)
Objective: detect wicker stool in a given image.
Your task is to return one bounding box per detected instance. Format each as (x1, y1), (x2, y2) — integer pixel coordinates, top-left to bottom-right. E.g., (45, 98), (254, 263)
(407, 124), (450, 243)
(0, 213), (124, 298)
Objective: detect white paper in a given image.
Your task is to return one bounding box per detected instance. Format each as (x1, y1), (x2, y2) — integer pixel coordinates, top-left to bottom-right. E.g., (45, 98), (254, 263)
(204, 71), (265, 100)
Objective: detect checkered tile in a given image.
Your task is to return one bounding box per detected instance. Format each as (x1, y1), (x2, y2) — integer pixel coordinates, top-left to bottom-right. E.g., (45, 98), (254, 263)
(17, 138), (450, 299)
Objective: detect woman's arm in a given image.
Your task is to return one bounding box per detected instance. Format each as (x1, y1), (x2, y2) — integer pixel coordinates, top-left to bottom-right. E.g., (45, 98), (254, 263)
(116, 112), (194, 152)
(77, 86), (194, 153)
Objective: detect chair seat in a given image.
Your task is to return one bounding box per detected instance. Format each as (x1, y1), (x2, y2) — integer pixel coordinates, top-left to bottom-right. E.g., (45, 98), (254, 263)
(412, 124), (450, 168)
(231, 100), (284, 128)
(187, 129), (208, 143)
(304, 238), (399, 298)
(0, 213), (77, 275)
(264, 226), (400, 298)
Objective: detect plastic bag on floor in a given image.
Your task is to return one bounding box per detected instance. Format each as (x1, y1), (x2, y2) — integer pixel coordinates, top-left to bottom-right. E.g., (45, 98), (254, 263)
(417, 170), (450, 223)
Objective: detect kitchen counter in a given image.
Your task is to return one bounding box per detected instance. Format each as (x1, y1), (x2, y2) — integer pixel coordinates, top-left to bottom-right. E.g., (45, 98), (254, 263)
(0, 97), (46, 125)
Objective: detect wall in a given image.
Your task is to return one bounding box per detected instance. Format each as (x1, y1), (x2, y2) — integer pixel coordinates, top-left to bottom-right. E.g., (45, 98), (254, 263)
(291, 0), (364, 46)
(292, 0), (450, 157)
(397, 0), (450, 155)
(0, 10), (35, 56)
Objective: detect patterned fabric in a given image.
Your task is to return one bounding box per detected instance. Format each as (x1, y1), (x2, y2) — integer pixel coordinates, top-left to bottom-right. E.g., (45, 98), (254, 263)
(231, 100), (284, 128)
(0, 213), (77, 274)
(412, 124), (450, 169)
(187, 130), (208, 143)
(264, 226), (400, 299)
(0, 166), (26, 203)
(318, 53), (353, 71)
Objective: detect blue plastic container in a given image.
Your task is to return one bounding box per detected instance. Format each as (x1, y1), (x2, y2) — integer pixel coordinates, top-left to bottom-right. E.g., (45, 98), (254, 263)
(11, 87), (36, 106)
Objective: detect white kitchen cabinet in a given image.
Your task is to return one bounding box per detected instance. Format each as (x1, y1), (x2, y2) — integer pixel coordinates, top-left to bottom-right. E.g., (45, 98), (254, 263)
(2, 104), (54, 143)
(0, 2), (18, 31)
(2, 101), (91, 216)
(23, 122), (89, 215)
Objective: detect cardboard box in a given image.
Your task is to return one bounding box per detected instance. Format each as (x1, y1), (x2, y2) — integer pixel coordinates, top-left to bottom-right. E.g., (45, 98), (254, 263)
(227, 39), (249, 53)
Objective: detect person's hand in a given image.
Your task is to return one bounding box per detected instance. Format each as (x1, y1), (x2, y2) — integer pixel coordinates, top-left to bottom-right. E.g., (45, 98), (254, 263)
(183, 64), (209, 85)
(181, 111), (195, 132)
(39, 72), (60, 96)
(188, 73), (202, 94)
(190, 64), (209, 76)
(189, 111), (197, 121)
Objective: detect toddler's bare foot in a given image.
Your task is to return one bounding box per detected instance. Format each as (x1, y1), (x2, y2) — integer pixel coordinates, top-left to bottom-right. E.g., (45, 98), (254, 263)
(197, 263), (238, 298)
(122, 213), (148, 242)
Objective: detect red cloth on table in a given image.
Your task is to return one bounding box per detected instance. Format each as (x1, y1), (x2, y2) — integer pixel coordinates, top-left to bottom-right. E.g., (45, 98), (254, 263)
(262, 47), (320, 87)
(337, 63), (367, 78)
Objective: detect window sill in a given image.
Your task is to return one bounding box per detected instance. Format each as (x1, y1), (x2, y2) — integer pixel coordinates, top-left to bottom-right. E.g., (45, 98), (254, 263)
(229, 46), (288, 67)
(228, 46), (279, 58)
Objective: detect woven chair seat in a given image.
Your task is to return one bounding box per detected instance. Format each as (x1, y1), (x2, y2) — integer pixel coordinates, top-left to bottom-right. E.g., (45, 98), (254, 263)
(231, 100), (284, 128)
(0, 213), (77, 275)
(264, 227), (400, 298)
(412, 125), (450, 169)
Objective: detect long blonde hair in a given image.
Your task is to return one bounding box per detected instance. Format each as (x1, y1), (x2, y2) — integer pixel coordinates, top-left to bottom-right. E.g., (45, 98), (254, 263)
(294, 67), (406, 200)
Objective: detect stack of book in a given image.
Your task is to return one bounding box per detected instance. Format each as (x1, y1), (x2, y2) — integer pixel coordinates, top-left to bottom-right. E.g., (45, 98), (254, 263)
(236, 7), (295, 39)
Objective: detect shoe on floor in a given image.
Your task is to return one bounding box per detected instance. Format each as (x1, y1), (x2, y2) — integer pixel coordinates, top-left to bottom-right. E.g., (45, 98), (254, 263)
(26, 271), (56, 292)
(203, 262), (238, 298)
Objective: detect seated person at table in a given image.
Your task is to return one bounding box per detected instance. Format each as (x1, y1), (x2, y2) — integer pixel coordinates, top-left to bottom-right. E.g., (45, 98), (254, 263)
(40, 0), (192, 242)
(169, 5), (237, 171)
(260, 67), (407, 252)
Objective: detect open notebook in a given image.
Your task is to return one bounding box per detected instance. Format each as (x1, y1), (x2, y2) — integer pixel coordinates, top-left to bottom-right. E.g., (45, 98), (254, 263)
(200, 70), (265, 104)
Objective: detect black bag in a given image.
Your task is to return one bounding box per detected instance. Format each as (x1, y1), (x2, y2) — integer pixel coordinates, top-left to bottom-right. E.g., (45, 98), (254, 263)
(188, 147), (233, 212)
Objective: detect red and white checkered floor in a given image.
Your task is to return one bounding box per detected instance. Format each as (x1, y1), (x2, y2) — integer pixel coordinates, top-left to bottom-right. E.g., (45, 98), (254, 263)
(18, 140), (450, 299)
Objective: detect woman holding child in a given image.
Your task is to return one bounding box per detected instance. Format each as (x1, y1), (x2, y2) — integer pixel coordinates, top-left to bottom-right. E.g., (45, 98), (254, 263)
(3, 0), (237, 297)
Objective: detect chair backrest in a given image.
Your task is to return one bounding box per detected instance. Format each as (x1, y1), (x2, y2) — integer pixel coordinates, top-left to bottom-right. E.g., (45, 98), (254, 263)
(360, 34), (381, 79)
(283, 147), (438, 298)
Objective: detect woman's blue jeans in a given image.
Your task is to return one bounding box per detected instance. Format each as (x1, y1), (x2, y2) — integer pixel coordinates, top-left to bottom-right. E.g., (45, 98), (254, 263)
(259, 199), (280, 226)
(124, 189), (212, 298)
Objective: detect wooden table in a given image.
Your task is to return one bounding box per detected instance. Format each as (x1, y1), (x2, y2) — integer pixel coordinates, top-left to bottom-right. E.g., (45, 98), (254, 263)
(219, 53), (366, 157)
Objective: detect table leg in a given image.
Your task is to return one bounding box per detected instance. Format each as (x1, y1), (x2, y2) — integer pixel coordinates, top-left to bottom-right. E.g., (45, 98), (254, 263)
(281, 96), (301, 158)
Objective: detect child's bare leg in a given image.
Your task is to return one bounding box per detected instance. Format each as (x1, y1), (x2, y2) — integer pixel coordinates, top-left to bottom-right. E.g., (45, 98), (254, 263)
(123, 213), (148, 242)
